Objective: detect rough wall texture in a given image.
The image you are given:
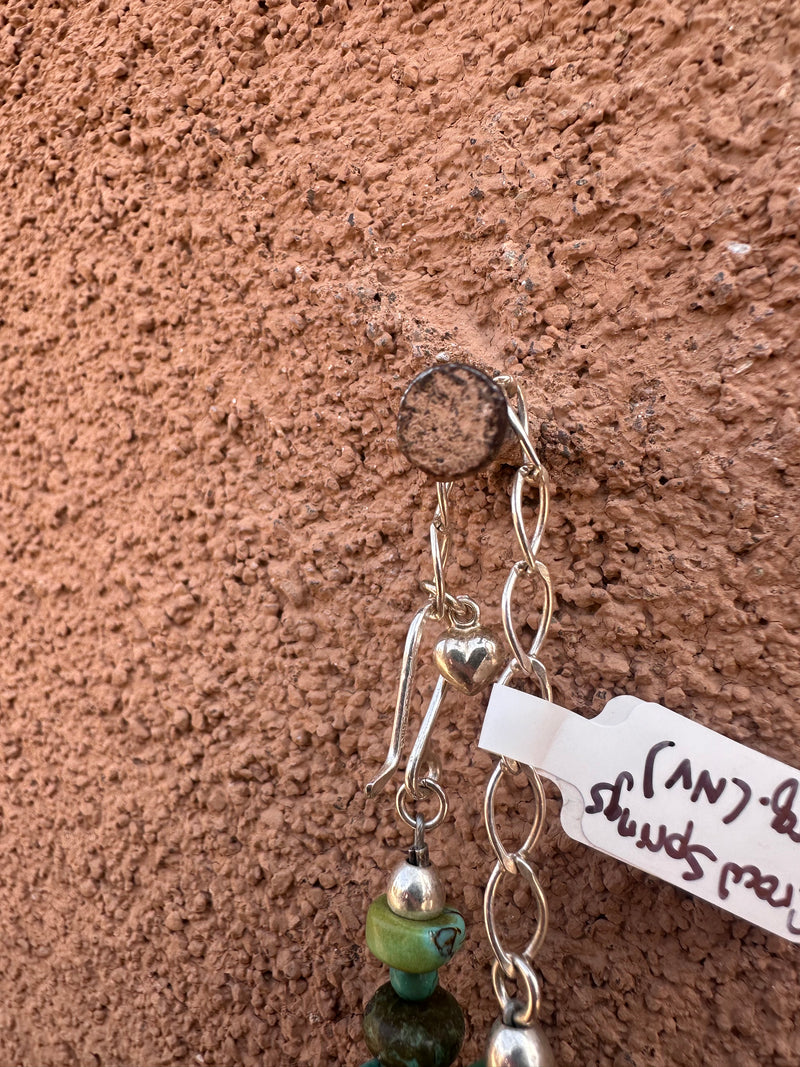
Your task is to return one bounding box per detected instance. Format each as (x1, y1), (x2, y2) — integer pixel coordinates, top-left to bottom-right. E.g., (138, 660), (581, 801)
(0, 0), (799, 1065)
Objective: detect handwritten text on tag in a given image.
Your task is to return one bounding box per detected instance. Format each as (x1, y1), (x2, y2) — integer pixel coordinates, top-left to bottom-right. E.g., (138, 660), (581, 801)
(479, 685), (800, 943)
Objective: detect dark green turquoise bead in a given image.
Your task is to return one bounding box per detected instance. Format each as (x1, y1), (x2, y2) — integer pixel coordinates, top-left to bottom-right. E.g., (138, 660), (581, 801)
(366, 894), (466, 973)
(363, 982), (465, 1067)
(389, 967), (438, 1001)
(360, 1061), (381, 1067)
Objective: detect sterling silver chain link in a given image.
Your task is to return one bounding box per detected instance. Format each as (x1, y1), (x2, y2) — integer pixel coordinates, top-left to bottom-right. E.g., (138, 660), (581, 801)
(485, 374), (554, 1027)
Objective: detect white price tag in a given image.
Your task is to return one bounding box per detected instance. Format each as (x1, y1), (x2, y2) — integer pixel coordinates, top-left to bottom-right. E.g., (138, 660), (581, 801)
(480, 684), (800, 943)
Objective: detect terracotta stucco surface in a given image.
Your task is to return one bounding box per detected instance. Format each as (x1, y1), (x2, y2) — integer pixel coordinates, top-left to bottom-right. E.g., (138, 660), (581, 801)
(1, 0), (799, 1065)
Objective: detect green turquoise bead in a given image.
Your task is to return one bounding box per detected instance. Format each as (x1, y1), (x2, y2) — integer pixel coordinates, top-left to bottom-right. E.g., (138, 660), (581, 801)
(389, 967), (438, 1001)
(366, 894), (466, 974)
(363, 981), (465, 1067)
(360, 1061), (381, 1067)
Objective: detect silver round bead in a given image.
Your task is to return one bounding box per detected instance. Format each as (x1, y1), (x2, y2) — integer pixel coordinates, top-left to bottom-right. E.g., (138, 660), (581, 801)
(386, 859), (445, 920)
(485, 1019), (556, 1067)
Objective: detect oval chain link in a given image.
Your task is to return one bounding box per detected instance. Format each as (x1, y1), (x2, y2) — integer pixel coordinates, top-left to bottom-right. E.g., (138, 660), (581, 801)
(482, 375), (555, 1026)
(484, 760), (547, 875)
(428, 480), (453, 619)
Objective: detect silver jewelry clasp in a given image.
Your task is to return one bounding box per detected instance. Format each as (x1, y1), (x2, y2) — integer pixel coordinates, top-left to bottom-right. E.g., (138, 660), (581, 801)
(364, 602), (448, 803)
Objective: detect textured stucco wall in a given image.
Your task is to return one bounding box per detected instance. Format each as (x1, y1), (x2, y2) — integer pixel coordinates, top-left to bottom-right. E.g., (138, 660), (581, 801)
(0, 0), (799, 1065)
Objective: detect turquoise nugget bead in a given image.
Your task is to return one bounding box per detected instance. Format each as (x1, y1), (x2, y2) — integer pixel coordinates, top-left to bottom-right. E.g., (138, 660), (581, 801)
(366, 895), (466, 974)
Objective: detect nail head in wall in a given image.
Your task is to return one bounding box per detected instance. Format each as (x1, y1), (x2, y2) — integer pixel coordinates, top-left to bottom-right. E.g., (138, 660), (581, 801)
(396, 363), (509, 480)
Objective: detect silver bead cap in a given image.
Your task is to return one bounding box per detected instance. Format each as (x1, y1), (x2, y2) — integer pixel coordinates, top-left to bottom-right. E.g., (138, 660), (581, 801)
(485, 1018), (556, 1067)
(386, 858), (445, 921)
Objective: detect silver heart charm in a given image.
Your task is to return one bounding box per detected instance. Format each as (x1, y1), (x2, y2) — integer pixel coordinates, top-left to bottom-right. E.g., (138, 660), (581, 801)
(434, 625), (503, 696)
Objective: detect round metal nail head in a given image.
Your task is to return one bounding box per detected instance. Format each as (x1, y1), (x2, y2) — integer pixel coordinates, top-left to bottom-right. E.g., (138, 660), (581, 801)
(397, 364), (509, 479)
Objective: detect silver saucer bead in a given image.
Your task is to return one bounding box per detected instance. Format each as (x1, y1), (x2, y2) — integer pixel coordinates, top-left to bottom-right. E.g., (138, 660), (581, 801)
(386, 858), (445, 920)
(485, 1019), (556, 1067)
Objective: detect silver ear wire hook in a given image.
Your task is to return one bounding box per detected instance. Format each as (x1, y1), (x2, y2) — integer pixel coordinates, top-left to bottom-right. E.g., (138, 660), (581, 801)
(364, 619), (450, 807)
(365, 476), (459, 805)
(364, 601), (437, 798)
(405, 675), (447, 799)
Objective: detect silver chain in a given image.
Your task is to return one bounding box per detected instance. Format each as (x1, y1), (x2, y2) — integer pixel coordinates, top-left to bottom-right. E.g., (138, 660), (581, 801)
(483, 375), (555, 1027)
(420, 480), (479, 629)
(365, 372), (555, 1025)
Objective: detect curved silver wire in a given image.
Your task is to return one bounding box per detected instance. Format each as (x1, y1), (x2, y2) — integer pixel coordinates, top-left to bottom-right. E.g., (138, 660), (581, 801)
(405, 676), (448, 800)
(364, 602), (433, 797)
(506, 402), (545, 478)
(429, 481), (453, 618)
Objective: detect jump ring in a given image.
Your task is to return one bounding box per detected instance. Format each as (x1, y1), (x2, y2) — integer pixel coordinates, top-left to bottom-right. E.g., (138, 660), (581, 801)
(396, 778), (448, 831)
(448, 594), (480, 629)
(491, 956), (542, 1026)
